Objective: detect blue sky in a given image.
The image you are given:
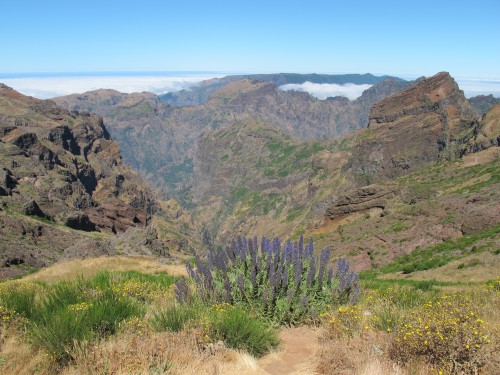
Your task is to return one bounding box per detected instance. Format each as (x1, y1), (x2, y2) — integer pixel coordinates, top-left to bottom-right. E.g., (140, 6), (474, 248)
(1, 0), (499, 78)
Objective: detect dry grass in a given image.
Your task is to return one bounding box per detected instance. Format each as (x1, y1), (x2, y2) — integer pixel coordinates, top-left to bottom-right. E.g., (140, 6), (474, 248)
(316, 326), (444, 375)
(22, 256), (187, 284)
(61, 330), (265, 375)
(0, 327), (51, 375)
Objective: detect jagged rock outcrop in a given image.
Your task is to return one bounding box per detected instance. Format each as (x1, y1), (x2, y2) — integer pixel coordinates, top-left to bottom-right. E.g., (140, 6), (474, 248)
(22, 199), (52, 220)
(346, 72), (481, 184)
(0, 84), (156, 234)
(0, 167), (16, 195)
(325, 185), (394, 219)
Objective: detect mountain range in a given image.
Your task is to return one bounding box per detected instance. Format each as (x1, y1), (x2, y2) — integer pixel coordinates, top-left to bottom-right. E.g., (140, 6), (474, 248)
(1, 72), (499, 278)
(53, 74), (413, 200)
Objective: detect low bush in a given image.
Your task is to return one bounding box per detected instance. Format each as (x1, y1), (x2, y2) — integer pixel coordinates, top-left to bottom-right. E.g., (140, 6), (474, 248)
(208, 303), (279, 357)
(389, 294), (496, 374)
(325, 305), (363, 338)
(152, 304), (200, 332)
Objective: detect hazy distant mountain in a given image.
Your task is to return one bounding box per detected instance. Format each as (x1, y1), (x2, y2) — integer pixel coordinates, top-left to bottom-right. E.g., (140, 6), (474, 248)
(159, 73), (406, 107)
(469, 94), (500, 115)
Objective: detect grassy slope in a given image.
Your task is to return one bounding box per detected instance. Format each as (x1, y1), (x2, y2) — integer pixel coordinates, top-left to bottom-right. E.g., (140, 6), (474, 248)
(312, 149), (499, 272)
(192, 119), (363, 246)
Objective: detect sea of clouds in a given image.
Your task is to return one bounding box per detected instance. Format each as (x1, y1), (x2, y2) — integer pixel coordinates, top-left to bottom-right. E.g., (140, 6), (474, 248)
(0, 73), (225, 99)
(0, 73), (499, 100)
(455, 78), (500, 98)
(278, 82), (372, 100)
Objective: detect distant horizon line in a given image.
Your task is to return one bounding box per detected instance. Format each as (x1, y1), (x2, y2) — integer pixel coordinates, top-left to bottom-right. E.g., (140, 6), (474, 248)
(1, 71), (499, 82)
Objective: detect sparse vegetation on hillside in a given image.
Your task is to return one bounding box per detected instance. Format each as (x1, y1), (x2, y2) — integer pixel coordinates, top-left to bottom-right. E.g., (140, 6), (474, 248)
(376, 224), (500, 275)
(317, 278), (500, 375)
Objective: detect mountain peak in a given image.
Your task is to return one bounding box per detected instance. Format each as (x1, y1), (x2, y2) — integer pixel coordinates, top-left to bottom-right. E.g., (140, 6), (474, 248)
(367, 71), (473, 130)
(348, 72), (481, 183)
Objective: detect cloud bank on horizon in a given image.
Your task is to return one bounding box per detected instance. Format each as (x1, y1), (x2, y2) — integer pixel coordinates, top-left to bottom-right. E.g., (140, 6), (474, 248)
(0, 74), (224, 99)
(1, 74), (499, 100)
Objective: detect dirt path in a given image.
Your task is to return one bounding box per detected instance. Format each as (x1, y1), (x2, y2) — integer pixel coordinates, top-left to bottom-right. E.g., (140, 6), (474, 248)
(258, 326), (321, 375)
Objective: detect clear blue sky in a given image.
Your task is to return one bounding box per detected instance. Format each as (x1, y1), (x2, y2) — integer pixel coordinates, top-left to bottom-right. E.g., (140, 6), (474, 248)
(2, 0), (499, 78)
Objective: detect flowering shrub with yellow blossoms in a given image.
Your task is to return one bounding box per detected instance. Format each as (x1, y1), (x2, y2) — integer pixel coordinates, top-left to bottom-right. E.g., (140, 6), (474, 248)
(325, 305), (363, 338)
(389, 294), (495, 374)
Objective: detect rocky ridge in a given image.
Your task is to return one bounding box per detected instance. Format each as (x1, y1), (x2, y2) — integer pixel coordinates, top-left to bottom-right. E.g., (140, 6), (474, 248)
(159, 73), (404, 107)
(0, 85), (195, 278)
(346, 72), (481, 184)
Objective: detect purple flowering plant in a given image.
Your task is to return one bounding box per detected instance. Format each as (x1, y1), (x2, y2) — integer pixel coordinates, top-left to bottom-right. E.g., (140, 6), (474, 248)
(176, 234), (359, 325)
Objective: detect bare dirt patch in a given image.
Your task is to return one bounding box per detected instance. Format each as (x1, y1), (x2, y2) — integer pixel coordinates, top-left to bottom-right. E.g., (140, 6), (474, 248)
(259, 326), (321, 375)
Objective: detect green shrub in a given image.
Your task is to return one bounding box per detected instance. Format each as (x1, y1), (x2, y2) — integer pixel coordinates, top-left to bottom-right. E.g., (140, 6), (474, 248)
(209, 304), (279, 357)
(30, 289), (141, 361)
(0, 273), (143, 362)
(152, 304), (200, 332)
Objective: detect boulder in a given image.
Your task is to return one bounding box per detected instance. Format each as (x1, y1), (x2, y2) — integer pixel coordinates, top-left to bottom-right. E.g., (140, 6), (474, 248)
(326, 184), (393, 219)
(22, 200), (52, 220)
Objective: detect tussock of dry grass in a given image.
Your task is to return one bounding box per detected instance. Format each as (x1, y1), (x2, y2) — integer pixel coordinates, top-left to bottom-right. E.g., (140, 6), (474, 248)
(316, 330), (401, 375)
(0, 328), (49, 375)
(62, 330), (262, 375)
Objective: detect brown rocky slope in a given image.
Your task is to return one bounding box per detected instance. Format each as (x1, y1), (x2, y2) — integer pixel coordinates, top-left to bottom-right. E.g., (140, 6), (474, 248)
(0, 84), (193, 278)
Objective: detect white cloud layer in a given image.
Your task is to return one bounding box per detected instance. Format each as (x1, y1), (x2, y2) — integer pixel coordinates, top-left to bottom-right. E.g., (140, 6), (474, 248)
(0, 74), (224, 99)
(1, 75), (499, 101)
(456, 78), (500, 98)
(279, 82), (373, 100)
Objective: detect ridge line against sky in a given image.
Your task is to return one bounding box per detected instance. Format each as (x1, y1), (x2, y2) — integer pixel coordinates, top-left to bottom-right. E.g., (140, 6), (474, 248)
(1, 72), (499, 100)
(1, 0), (499, 79)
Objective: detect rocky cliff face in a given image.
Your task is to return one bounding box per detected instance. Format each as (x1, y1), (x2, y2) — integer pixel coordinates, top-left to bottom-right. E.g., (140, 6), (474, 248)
(0, 84), (156, 233)
(346, 72), (481, 184)
(0, 84), (170, 278)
